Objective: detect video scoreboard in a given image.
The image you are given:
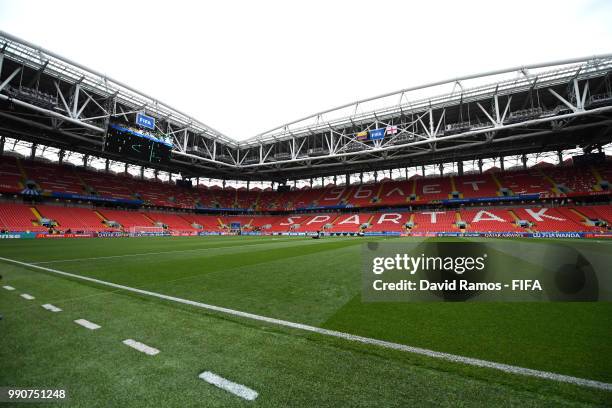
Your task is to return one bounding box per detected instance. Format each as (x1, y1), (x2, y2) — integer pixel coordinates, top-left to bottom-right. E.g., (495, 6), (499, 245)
(104, 123), (172, 164)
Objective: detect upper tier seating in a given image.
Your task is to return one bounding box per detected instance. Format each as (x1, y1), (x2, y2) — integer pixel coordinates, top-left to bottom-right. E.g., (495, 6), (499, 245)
(350, 182), (389, 207)
(0, 156), (23, 193)
(413, 176), (454, 201)
(455, 173), (499, 198)
(21, 160), (84, 195)
(547, 165), (597, 193)
(292, 187), (326, 208)
(78, 170), (134, 200)
(496, 170), (550, 195)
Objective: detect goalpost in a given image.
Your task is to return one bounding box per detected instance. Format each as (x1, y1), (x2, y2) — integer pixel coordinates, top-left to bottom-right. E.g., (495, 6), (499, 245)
(130, 226), (166, 236)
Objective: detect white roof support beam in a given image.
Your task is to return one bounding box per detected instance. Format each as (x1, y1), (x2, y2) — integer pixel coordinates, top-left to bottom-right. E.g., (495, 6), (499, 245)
(580, 81), (589, 109)
(54, 80), (72, 117)
(75, 94), (92, 119)
(0, 66), (20, 92)
(574, 78), (583, 110)
(548, 88), (578, 113)
(434, 109), (446, 137)
(500, 96), (512, 123)
(239, 105), (612, 169)
(72, 84), (79, 119)
(477, 102), (498, 127)
(0, 92), (105, 133)
(494, 94), (501, 124)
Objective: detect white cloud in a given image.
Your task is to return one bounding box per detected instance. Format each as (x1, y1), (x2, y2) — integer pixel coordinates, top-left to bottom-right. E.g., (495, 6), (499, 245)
(0, 0), (610, 139)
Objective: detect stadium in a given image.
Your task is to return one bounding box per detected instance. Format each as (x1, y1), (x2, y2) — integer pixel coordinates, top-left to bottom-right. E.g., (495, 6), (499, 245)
(0, 19), (611, 408)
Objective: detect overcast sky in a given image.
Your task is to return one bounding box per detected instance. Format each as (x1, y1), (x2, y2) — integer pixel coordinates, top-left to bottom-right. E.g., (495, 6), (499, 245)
(0, 0), (611, 140)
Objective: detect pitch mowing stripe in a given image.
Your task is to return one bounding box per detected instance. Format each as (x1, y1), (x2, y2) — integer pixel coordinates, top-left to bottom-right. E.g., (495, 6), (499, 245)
(199, 371), (258, 401)
(74, 319), (101, 330)
(122, 339), (160, 356)
(41, 303), (62, 312)
(1, 256), (610, 392)
(2, 285), (15, 290)
(20, 293), (35, 300)
(30, 238), (310, 265)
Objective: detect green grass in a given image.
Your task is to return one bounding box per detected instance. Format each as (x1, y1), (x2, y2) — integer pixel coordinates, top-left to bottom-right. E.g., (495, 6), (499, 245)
(0, 235), (610, 407)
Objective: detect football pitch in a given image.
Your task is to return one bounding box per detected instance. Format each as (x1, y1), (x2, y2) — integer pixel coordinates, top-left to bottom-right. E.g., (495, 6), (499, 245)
(0, 236), (610, 407)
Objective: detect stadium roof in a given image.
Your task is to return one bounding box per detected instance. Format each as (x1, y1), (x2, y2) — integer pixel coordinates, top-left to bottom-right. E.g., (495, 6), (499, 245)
(1, 30), (612, 182)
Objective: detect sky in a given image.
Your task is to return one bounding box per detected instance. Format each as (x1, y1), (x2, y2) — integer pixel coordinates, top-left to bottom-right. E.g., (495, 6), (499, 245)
(0, 0), (611, 140)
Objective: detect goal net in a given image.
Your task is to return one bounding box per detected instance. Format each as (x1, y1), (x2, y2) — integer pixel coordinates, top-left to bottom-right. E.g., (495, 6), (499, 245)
(130, 226), (166, 236)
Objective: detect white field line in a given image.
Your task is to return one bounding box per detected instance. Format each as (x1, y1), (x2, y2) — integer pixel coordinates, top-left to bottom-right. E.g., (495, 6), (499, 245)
(30, 238), (309, 265)
(0, 256), (610, 392)
(122, 339), (160, 356)
(41, 303), (62, 312)
(199, 371), (258, 401)
(2, 285), (15, 290)
(74, 319), (101, 330)
(20, 293), (35, 300)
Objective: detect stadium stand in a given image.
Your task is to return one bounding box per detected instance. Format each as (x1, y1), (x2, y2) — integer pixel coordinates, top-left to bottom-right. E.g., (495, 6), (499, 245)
(98, 209), (154, 230)
(414, 176), (454, 201)
(0, 153), (610, 236)
(413, 210), (458, 232)
(145, 212), (198, 232)
(367, 212), (411, 232)
(496, 169), (551, 195)
(0, 156), (25, 193)
(185, 214), (224, 231)
(592, 205), (612, 223)
(512, 207), (587, 232)
(461, 209), (523, 232)
(21, 159), (84, 196)
(2, 154), (610, 212)
(0, 202), (47, 232)
(36, 205), (114, 232)
(328, 213), (372, 233)
(1, 201), (611, 234)
(455, 173), (500, 198)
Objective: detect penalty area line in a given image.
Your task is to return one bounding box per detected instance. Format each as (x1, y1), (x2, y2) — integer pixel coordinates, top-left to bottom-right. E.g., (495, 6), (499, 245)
(0, 255), (610, 392)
